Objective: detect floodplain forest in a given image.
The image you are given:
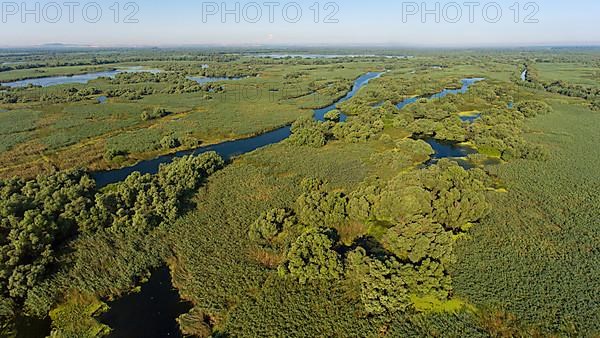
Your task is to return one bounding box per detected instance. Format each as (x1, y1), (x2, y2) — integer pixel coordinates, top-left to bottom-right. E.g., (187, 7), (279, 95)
(0, 48), (598, 337)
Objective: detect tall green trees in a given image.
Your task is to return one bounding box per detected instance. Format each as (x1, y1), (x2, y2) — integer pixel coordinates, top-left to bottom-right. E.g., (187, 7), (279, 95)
(80, 152), (224, 233)
(0, 152), (224, 321)
(249, 208), (296, 244)
(296, 178), (348, 228)
(252, 160), (490, 314)
(278, 228), (343, 284)
(0, 170), (95, 299)
(288, 118), (329, 148)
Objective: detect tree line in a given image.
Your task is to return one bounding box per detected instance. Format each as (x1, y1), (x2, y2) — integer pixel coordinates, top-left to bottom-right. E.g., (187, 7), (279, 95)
(0, 152), (224, 322)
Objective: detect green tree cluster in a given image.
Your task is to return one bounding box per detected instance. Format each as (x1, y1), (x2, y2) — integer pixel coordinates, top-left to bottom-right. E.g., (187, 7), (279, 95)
(141, 107), (170, 121)
(323, 109), (341, 122)
(0, 151), (225, 317)
(40, 87), (103, 104)
(369, 138), (435, 172)
(515, 100), (553, 118)
(288, 112), (384, 148)
(249, 208), (296, 244)
(591, 99), (600, 112)
(160, 135), (181, 149)
(355, 160), (490, 231)
(331, 115), (384, 143)
(287, 118), (329, 148)
(106, 86), (154, 100)
(468, 106), (547, 161)
(295, 178), (348, 228)
(346, 248), (410, 315)
(79, 152), (224, 233)
(0, 171), (96, 299)
(260, 160), (489, 314)
(278, 227), (343, 284)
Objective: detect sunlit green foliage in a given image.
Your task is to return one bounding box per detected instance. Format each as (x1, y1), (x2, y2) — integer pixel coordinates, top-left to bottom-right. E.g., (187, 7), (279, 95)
(0, 151), (224, 329)
(249, 208), (296, 244)
(382, 219), (453, 265)
(515, 100), (553, 118)
(369, 138), (434, 172)
(296, 178), (348, 228)
(323, 109), (341, 122)
(287, 117), (328, 147)
(278, 227), (343, 284)
(0, 170), (95, 299)
(79, 152), (223, 233)
(141, 107), (170, 121)
(48, 291), (110, 338)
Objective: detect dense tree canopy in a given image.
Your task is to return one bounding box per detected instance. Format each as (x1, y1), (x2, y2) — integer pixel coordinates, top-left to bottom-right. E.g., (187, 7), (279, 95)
(0, 171), (95, 299)
(278, 227), (343, 284)
(249, 159), (491, 315)
(80, 152), (224, 233)
(0, 152), (224, 319)
(249, 208), (296, 244)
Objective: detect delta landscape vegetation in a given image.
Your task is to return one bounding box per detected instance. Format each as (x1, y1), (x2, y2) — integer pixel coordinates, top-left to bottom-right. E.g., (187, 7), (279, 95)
(0, 48), (598, 337)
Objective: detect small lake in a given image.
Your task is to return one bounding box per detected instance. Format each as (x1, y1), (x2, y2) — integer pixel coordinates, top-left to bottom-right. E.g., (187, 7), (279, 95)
(521, 69), (528, 81)
(460, 113), (481, 123)
(74, 72), (485, 337)
(100, 266), (192, 338)
(186, 76), (244, 85)
(2, 67), (163, 88)
(422, 138), (477, 168)
(14, 314), (51, 338)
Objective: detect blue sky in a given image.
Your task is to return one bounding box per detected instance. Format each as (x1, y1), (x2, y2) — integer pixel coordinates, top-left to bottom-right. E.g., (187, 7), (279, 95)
(1, 0), (599, 47)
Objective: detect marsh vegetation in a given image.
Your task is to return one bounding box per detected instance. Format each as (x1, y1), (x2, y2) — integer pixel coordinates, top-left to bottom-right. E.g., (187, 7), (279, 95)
(0, 48), (598, 337)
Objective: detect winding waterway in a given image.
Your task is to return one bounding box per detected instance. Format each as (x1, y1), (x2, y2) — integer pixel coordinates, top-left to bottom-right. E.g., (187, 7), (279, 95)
(92, 72), (384, 187)
(395, 78), (485, 110)
(17, 72), (485, 338)
(93, 74), (484, 188)
(92, 71), (385, 337)
(2, 67), (162, 88)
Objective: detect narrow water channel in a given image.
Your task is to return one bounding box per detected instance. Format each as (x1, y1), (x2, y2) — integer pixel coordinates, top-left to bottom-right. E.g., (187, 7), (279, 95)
(100, 267), (192, 338)
(15, 72), (485, 338)
(396, 78), (484, 167)
(92, 72), (384, 188)
(93, 72), (386, 338)
(93, 74), (484, 188)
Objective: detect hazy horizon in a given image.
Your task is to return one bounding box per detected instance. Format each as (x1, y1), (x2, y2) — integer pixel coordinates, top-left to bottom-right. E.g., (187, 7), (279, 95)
(1, 0), (599, 48)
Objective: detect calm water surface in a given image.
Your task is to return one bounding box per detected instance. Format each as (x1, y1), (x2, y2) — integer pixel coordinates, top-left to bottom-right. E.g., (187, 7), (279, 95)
(19, 72), (485, 338)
